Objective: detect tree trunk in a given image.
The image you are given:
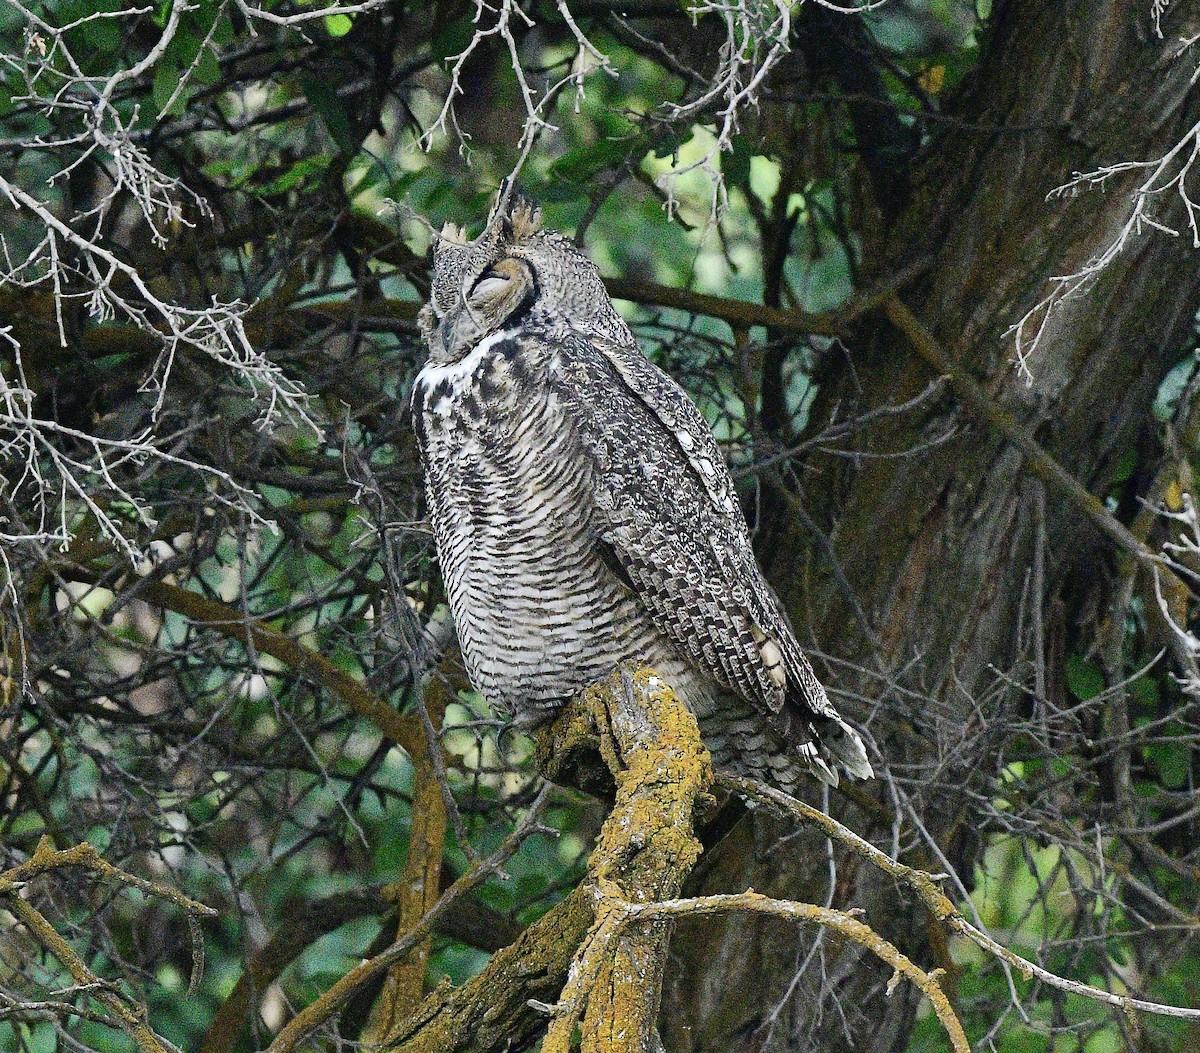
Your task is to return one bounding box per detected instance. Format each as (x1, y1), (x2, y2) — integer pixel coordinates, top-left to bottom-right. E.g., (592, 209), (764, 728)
(660, 3), (1200, 1049)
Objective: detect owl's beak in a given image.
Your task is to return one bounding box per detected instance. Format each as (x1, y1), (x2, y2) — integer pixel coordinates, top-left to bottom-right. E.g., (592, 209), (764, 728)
(432, 302), (482, 363)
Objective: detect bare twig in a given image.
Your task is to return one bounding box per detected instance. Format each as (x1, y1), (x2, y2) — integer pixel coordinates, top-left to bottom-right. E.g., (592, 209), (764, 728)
(264, 783), (552, 1053)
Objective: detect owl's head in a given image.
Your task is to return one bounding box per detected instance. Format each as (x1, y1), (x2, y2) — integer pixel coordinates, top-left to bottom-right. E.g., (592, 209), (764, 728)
(419, 185), (633, 363)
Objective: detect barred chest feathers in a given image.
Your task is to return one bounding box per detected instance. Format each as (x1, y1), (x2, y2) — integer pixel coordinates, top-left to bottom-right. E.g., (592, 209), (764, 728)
(412, 325), (686, 727)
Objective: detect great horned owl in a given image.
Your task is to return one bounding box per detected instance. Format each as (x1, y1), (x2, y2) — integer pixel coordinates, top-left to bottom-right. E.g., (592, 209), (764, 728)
(412, 189), (872, 789)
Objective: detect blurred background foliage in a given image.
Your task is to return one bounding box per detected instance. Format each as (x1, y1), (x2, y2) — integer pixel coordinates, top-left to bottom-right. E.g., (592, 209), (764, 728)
(1, 0), (1198, 1051)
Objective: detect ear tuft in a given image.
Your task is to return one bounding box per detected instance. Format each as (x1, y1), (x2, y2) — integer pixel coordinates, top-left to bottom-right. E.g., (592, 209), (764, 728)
(507, 197), (542, 240)
(438, 222), (469, 246)
(486, 178), (542, 243)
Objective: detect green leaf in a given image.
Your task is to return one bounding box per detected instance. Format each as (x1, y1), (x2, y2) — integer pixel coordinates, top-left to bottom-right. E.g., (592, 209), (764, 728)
(0, 75), (18, 118)
(1109, 446), (1137, 486)
(1065, 655), (1105, 701)
(59, 0), (122, 56)
(193, 44), (221, 87)
(167, 28), (203, 68)
(200, 156), (245, 181)
(384, 170), (422, 199)
(1130, 675), (1160, 710)
(550, 139), (631, 183)
(1050, 756), (1076, 778)
(325, 13), (353, 37)
(152, 60), (185, 117)
(258, 154), (334, 195)
(1154, 354), (1198, 422)
(431, 15), (473, 65)
(1145, 742), (1189, 788)
(300, 76), (357, 154)
(651, 131), (686, 160)
(79, 13), (121, 53)
(722, 134), (753, 190)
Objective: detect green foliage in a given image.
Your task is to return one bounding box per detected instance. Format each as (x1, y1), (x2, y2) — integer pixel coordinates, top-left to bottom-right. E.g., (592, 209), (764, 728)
(1065, 655), (1105, 702)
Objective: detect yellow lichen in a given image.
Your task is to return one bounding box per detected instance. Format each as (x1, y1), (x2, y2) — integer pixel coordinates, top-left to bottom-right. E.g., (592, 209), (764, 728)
(390, 666), (714, 1053)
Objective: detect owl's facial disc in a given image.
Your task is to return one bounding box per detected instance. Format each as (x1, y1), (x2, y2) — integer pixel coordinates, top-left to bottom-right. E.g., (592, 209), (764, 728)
(430, 256), (536, 363)
(465, 256), (535, 324)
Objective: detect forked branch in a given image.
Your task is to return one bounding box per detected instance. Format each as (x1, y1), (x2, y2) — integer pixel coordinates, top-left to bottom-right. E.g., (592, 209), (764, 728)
(0, 838), (217, 1053)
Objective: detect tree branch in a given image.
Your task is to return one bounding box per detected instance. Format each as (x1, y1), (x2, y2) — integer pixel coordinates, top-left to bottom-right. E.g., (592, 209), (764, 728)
(630, 892), (967, 1053)
(603, 277), (840, 336)
(539, 667), (713, 1053)
(135, 579), (427, 762)
(728, 777), (1200, 1025)
(265, 785), (553, 1053)
(884, 294), (1163, 569)
(386, 666), (714, 1053)
(364, 677), (450, 1045)
(1, 837), (218, 1053)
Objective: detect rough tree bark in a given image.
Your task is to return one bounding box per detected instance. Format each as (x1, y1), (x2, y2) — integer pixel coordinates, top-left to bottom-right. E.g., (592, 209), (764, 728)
(661, 3), (1200, 1050)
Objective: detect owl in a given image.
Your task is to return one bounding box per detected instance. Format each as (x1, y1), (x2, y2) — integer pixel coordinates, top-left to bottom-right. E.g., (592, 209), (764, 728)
(411, 188), (872, 789)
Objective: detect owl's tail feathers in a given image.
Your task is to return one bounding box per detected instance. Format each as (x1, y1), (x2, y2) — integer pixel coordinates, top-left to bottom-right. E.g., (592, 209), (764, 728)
(783, 707), (875, 785)
(795, 727), (872, 787)
(795, 741), (840, 786)
(824, 717), (875, 781)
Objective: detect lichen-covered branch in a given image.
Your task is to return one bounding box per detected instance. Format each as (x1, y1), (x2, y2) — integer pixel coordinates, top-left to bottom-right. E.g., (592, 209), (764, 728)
(539, 667), (713, 1053)
(363, 677), (450, 1046)
(384, 889), (595, 1053)
(0, 837), (217, 1053)
(386, 666), (714, 1053)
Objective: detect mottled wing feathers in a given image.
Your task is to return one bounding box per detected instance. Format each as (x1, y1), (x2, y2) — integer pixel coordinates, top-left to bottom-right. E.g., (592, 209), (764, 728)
(552, 330), (861, 764)
(587, 336), (745, 525)
(584, 337), (842, 722)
